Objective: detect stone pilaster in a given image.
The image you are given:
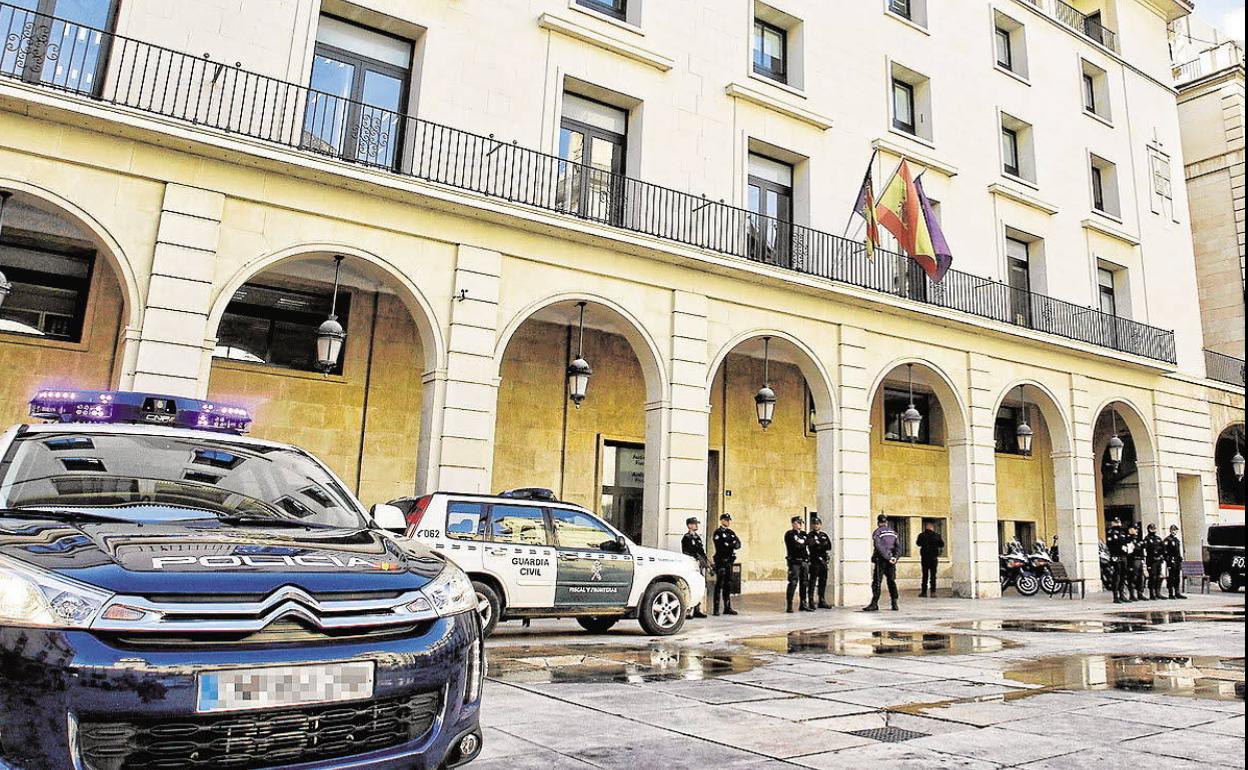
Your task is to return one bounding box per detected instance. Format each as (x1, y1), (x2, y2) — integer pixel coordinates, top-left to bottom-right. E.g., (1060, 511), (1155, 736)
(130, 184), (222, 397)
(835, 325), (872, 606)
(959, 354), (1002, 598)
(1069, 375), (1105, 587)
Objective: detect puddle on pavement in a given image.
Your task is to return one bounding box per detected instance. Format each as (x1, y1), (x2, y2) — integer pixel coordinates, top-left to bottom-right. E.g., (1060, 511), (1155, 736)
(743, 629), (1017, 657)
(1112, 609), (1246, 625)
(487, 643), (767, 684)
(1001, 654), (1245, 701)
(944, 619), (1152, 634)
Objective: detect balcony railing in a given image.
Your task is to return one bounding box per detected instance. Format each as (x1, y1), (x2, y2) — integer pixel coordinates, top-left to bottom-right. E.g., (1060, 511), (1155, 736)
(1022, 0), (1118, 52)
(1173, 41), (1246, 86)
(0, 3), (1176, 364)
(1205, 350), (1246, 387)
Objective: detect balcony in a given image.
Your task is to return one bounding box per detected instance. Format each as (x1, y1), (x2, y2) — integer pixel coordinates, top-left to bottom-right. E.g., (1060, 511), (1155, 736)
(1205, 350), (1246, 388)
(1173, 40), (1245, 86)
(1018, 0), (1118, 52)
(0, 3), (1175, 364)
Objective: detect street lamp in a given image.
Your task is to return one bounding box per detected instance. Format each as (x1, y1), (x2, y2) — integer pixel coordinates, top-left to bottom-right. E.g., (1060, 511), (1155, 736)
(1233, 428), (1246, 482)
(754, 336), (777, 430)
(0, 191), (12, 312)
(901, 363), (922, 442)
(1106, 409), (1125, 472)
(1015, 384), (1034, 455)
(567, 301), (592, 409)
(315, 256), (347, 372)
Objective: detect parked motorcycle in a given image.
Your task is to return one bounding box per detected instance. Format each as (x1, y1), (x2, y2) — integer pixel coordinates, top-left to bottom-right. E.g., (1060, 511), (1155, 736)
(1000, 540), (1041, 596)
(1099, 541), (1113, 587)
(1028, 541), (1058, 595)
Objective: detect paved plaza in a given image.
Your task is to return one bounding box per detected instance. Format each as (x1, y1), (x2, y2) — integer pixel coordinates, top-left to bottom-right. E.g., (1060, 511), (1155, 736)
(475, 591), (1245, 769)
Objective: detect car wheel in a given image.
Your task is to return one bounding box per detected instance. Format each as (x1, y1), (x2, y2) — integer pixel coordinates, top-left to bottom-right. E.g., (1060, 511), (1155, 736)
(1218, 572), (1239, 592)
(1015, 574), (1041, 596)
(639, 581), (686, 636)
(472, 580), (501, 637)
(576, 616), (620, 633)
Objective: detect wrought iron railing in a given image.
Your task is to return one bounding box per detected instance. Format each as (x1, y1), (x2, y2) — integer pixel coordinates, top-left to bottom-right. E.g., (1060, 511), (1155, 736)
(1053, 0), (1118, 52)
(0, 3), (1176, 363)
(1205, 349), (1246, 387)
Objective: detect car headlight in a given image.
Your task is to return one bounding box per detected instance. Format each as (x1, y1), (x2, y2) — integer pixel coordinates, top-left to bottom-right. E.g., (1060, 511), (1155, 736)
(0, 555), (114, 629)
(418, 565), (478, 617)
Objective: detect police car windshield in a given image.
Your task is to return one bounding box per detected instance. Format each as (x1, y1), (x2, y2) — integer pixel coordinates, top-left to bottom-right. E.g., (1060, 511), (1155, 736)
(0, 431), (365, 529)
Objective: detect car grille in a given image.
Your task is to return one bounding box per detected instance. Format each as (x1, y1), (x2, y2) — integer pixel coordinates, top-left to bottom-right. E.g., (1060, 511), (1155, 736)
(100, 619), (431, 649)
(78, 691), (440, 770)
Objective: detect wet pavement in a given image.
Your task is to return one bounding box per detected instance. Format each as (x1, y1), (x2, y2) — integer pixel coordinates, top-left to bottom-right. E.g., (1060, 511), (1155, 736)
(476, 592), (1245, 769)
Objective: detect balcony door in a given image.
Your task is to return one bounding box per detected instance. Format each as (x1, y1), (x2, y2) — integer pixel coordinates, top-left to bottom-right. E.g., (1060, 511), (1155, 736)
(0, 0), (117, 96)
(747, 153), (793, 268)
(558, 94), (628, 225)
(304, 16), (412, 169)
(1006, 237), (1032, 327)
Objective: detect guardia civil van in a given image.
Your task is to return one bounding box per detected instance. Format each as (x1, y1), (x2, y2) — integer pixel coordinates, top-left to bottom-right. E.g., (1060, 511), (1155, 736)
(385, 489), (706, 636)
(0, 390), (484, 770)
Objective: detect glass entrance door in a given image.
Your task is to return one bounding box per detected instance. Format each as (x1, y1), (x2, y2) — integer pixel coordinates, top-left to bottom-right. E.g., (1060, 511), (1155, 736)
(601, 441), (644, 544)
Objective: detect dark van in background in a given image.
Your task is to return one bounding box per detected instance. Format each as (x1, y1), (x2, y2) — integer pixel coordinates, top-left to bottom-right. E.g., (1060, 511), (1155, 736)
(1204, 524), (1246, 592)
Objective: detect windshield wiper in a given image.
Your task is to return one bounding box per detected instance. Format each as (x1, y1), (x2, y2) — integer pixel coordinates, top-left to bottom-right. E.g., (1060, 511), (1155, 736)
(0, 508), (133, 524)
(209, 514), (341, 530)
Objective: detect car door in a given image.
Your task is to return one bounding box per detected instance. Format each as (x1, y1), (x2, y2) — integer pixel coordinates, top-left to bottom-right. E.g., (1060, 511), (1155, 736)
(482, 503), (557, 609)
(549, 506), (635, 611)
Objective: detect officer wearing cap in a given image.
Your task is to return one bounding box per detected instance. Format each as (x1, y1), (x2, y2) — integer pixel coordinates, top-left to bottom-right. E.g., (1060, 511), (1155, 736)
(863, 514), (901, 612)
(1164, 524), (1187, 600)
(1105, 515), (1131, 603)
(681, 517), (709, 619)
(1128, 523), (1147, 601)
(807, 518), (833, 609)
(1143, 523), (1165, 601)
(711, 513), (741, 616)
(784, 516), (813, 613)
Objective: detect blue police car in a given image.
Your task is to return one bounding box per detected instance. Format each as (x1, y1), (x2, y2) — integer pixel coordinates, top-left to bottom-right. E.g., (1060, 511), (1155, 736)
(0, 390), (484, 770)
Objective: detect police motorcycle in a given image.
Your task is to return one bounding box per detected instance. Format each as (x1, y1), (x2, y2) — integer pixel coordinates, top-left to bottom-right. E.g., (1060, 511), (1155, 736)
(1099, 541), (1114, 587)
(999, 539), (1041, 596)
(1028, 541), (1058, 596)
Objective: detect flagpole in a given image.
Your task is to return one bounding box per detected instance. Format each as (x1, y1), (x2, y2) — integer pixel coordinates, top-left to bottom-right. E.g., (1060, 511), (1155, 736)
(844, 148), (879, 237)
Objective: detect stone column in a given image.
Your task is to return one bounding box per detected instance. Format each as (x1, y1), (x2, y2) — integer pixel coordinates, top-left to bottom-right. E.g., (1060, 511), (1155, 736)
(129, 184), (223, 397)
(959, 354), (1002, 598)
(430, 245), (502, 494)
(835, 325), (872, 606)
(1069, 375), (1105, 588)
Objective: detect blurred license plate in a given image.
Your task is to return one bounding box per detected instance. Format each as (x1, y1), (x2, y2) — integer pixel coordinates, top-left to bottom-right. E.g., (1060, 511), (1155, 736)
(197, 662), (375, 713)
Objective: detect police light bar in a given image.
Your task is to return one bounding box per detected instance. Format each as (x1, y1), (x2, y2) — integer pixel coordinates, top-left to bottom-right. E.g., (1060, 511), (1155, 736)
(29, 390), (252, 434)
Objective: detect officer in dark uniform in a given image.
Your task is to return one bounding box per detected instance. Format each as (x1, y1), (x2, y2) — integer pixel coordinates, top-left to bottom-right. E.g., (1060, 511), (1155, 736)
(807, 518), (833, 609)
(711, 513), (741, 616)
(1164, 524), (1187, 600)
(784, 516), (813, 613)
(1143, 523), (1165, 601)
(681, 517), (709, 618)
(1128, 523), (1147, 601)
(915, 522), (944, 598)
(863, 514), (901, 612)
(1105, 516), (1131, 603)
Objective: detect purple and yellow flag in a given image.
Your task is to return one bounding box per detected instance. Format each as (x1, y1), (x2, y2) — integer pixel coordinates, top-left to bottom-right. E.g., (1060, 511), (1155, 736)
(874, 160), (953, 284)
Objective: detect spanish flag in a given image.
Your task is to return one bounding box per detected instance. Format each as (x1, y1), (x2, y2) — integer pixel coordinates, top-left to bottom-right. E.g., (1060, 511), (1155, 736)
(853, 150), (881, 259)
(875, 160), (953, 283)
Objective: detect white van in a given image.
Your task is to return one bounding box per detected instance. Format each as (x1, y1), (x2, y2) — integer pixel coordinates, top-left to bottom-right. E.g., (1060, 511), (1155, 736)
(382, 489), (706, 636)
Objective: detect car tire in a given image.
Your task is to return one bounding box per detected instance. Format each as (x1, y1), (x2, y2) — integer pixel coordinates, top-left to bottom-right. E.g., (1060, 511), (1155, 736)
(576, 616), (620, 633)
(1218, 572), (1239, 593)
(639, 581), (687, 636)
(472, 580), (502, 637)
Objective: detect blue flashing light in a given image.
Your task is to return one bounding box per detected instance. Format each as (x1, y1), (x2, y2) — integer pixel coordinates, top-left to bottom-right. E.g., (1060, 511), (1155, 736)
(29, 390), (252, 434)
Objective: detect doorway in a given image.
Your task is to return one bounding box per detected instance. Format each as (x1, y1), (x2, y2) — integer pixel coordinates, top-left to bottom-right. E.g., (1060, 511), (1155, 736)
(706, 450), (722, 533)
(601, 441), (645, 543)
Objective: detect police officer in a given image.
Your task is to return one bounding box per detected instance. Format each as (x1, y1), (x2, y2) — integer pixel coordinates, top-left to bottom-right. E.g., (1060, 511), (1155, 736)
(1106, 516), (1131, 603)
(681, 517), (709, 618)
(915, 522), (944, 598)
(784, 516), (813, 613)
(807, 518), (833, 609)
(1143, 523), (1165, 601)
(1128, 523), (1147, 601)
(1164, 524), (1187, 600)
(863, 514), (901, 612)
(712, 513), (741, 616)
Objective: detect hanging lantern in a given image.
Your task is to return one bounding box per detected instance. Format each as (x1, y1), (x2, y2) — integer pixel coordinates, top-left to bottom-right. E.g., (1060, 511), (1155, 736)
(755, 336), (777, 430)
(901, 363), (923, 442)
(567, 302), (592, 408)
(0, 191), (12, 312)
(1233, 451), (1246, 482)
(1106, 409), (1124, 470)
(1015, 385), (1034, 455)
(315, 256), (347, 372)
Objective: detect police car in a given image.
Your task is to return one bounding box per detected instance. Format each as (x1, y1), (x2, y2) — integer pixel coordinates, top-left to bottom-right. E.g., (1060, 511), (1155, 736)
(0, 390), (484, 770)
(383, 490), (706, 637)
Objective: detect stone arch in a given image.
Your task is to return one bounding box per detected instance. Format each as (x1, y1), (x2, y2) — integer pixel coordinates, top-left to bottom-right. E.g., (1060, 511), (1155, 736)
(868, 357), (970, 441)
(1091, 396), (1162, 542)
(706, 329), (837, 420)
(1091, 396), (1156, 464)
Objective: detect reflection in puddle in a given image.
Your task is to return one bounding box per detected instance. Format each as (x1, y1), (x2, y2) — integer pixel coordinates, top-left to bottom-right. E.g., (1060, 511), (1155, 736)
(487, 644), (766, 684)
(744, 629), (1016, 657)
(1113, 609), (1247, 625)
(1004, 655), (1245, 701)
(945, 619), (1151, 634)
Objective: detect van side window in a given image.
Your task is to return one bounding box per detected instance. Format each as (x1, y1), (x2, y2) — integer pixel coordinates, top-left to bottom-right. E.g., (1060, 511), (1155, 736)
(489, 505), (550, 546)
(446, 501), (486, 541)
(550, 508), (617, 551)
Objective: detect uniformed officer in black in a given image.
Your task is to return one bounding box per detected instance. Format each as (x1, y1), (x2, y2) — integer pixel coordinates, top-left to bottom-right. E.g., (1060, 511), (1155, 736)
(711, 513), (741, 616)
(1128, 523), (1147, 601)
(1105, 516), (1131, 603)
(915, 522), (944, 598)
(807, 518), (833, 609)
(681, 517), (709, 618)
(1143, 523), (1165, 601)
(1164, 524), (1187, 600)
(784, 516), (813, 613)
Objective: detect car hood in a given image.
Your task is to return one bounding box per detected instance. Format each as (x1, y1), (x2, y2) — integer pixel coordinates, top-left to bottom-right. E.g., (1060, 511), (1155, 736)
(0, 515), (446, 596)
(630, 542), (697, 568)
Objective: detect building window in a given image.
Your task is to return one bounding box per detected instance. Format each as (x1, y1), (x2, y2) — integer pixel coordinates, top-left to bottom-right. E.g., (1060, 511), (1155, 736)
(601, 441), (644, 544)
(892, 79), (915, 134)
(1006, 236), (1032, 326)
(558, 93), (628, 224)
(1001, 127), (1021, 177)
(1089, 154), (1120, 217)
(747, 152), (794, 267)
(887, 516), (912, 557)
(889, 0), (912, 18)
(0, 0), (118, 96)
(890, 63), (932, 141)
(995, 405), (1029, 454)
(1097, 267), (1118, 317)
(995, 27), (1013, 70)
(886, 0), (927, 27)
(752, 18), (787, 83)
(884, 387), (933, 445)
(576, 0), (627, 21)
(215, 283), (352, 375)
(993, 12), (1028, 79)
(1000, 114), (1035, 183)
(921, 517), (947, 555)
(1081, 61), (1111, 121)
(303, 16), (413, 169)
(0, 236), (93, 342)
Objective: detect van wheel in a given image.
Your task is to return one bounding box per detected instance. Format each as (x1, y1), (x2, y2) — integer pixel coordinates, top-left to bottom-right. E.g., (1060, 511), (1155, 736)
(577, 616), (620, 633)
(472, 581), (501, 637)
(1218, 572), (1239, 592)
(639, 581), (686, 636)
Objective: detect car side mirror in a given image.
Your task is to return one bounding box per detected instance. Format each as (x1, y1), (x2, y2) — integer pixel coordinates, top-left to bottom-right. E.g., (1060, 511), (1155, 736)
(370, 503), (408, 535)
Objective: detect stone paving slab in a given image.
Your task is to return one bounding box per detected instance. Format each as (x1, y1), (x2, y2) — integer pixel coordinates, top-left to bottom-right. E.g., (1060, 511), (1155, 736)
(1122, 728), (1247, 765)
(1016, 747), (1210, 770)
(790, 741), (1003, 770)
(1071, 698), (1233, 728)
(730, 696), (872, 721)
(999, 711), (1172, 743)
(909, 725), (1096, 764)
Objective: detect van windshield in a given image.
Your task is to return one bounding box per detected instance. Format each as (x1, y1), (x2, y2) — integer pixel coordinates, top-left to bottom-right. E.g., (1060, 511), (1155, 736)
(1208, 526), (1245, 549)
(0, 431), (366, 529)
